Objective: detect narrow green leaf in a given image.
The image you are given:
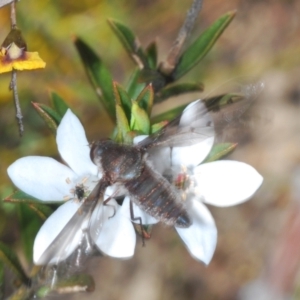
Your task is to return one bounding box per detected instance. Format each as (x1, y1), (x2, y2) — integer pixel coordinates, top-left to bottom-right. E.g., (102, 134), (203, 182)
(203, 143), (237, 163)
(113, 82), (132, 121)
(0, 242), (29, 284)
(115, 104), (131, 143)
(35, 286), (51, 298)
(146, 41), (157, 69)
(151, 103), (187, 124)
(50, 274), (95, 294)
(138, 68), (167, 92)
(156, 82), (204, 102)
(126, 68), (145, 99)
(18, 204), (43, 262)
(4, 191), (57, 220)
(74, 37), (115, 119)
(108, 19), (148, 68)
(173, 11), (236, 79)
(26, 203), (53, 221)
(130, 102), (150, 134)
(6, 286), (32, 300)
(0, 262), (4, 300)
(50, 92), (69, 118)
(204, 92), (243, 111)
(135, 84), (154, 115)
(31, 102), (59, 134)
(151, 121), (168, 133)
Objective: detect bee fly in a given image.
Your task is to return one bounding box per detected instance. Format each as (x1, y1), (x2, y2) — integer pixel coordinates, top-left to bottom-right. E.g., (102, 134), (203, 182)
(37, 82), (263, 265)
(90, 140), (192, 228)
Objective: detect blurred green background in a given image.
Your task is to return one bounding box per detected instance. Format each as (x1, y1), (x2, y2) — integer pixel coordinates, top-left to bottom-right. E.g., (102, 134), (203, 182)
(1, 0), (300, 299)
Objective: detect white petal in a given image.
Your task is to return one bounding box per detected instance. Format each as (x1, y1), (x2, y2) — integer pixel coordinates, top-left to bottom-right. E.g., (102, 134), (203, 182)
(130, 201), (159, 225)
(175, 199), (217, 264)
(172, 137), (214, 168)
(34, 201), (85, 264)
(148, 147), (171, 175)
(194, 160), (263, 207)
(180, 100), (207, 126)
(133, 135), (148, 145)
(56, 109), (98, 177)
(94, 198), (136, 259)
(135, 135), (172, 175)
(7, 156), (77, 201)
(172, 100), (215, 167)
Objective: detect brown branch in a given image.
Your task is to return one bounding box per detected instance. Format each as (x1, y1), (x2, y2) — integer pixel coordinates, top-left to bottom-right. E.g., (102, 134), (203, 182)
(10, 0), (17, 28)
(10, 70), (24, 136)
(160, 0), (203, 75)
(9, 1), (24, 136)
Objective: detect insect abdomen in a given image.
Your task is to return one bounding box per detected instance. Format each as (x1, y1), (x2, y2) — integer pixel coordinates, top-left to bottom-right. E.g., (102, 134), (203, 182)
(125, 164), (191, 228)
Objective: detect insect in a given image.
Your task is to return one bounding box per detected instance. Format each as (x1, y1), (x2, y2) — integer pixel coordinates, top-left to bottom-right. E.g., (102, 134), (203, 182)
(36, 82), (263, 265)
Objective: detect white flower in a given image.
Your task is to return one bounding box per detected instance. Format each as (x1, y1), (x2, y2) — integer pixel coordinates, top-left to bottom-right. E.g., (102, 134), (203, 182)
(7, 109), (136, 265)
(132, 105), (263, 265)
(7, 102), (263, 267)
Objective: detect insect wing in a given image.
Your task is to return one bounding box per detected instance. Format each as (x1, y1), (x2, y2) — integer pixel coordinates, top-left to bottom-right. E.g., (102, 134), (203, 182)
(35, 181), (104, 265)
(205, 82), (264, 143)
(138, 82), (264, 149)
(89, 195), (136, 259)
(138, 99), (214, 149)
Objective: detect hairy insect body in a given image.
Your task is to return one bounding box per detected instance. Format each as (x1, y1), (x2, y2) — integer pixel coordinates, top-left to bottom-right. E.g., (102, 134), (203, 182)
(125, 164), (191, 228)
(91, 140), (191, 228)
(91, 140), (143, 182)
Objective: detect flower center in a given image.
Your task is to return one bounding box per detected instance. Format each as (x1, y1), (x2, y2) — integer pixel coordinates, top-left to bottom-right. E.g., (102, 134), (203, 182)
(164, 165), (193, 202)
(5, 43), (25, 60)
(64, 175), (99, 202)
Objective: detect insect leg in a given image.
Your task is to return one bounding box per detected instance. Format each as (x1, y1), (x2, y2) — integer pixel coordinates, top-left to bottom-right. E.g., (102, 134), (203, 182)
(103, 196), (116, 219)
(129, 201), (145, 246)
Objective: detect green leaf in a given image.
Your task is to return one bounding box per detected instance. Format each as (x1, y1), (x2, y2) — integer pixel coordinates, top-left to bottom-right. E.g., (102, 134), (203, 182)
(6, 286), (32, 300)
(156, 82), (204, 102)
(35, 286), (51, 298)
(0, 242), (29, 284)
(45, 274), (95, 294)
(203, 92), (243, 111)
(151, 121), (168, 133)
(55, 274), (95, 294)
(115, 104), (131, 143)
(18, 204), (43, 262)
(135, 84), (154, 115)
(151, 103), (187, 124)
(113, 82), (132, 121)
(4, 191), (56, 220)
(130, 102), (150, 134)
(108, 19), (148, 68)
(0, 262), (4, 300)
(203, 143), (237, 163)
(50, 92), (69, 118)
(74, 37), (115, 120)
(31, 102), (59, 134)
(126, 68), (145, 99)
(173, 11), (236, 79)
(146, 41), (157, 69)
(138, 68), (166, 92)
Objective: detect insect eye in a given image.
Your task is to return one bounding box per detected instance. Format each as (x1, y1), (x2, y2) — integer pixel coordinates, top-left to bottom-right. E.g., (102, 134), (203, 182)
(90, 142), (98, 163)
(90, 139), (112, 163)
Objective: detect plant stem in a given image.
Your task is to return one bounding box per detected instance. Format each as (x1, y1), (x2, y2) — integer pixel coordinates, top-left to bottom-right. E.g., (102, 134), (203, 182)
(10, 0), (17, 28)
(10, 1), (24, 136)
(160, 0), (203, 75)
(10, 70), (24, 136)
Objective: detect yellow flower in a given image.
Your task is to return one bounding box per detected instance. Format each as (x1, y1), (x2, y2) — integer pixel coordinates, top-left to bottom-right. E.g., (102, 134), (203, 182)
(0, 28), (46, 74)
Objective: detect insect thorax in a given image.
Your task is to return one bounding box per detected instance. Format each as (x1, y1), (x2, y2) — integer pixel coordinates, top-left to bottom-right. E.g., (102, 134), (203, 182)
(91, 140), (143, 183)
